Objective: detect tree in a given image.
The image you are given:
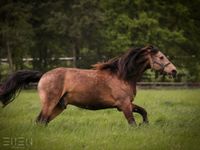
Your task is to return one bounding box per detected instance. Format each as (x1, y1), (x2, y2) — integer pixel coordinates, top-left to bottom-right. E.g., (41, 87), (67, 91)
(101, 0), (200, 81)
(0, 0), (34, 72)
(0, 0), (199, 81)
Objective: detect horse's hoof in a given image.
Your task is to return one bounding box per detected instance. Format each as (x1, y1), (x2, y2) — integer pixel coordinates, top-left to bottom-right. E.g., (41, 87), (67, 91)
(139, 121), (149, 126)
(129, 122), (137, 126)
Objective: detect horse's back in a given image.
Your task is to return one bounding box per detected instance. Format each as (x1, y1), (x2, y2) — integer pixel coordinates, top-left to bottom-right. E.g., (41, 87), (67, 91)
(38, 67), (107, 98)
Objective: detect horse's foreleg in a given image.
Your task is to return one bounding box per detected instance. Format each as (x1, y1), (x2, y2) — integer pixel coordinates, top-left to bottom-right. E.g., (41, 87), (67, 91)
(119, 100), (136, 125)
(132, 104), (148, 124)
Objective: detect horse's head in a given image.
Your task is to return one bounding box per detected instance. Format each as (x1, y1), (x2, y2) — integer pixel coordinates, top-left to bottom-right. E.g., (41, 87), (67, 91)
(147, 45), (177, 78)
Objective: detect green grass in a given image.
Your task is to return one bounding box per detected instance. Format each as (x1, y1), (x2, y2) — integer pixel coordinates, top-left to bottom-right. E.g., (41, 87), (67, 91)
(0, 89), (200, 150)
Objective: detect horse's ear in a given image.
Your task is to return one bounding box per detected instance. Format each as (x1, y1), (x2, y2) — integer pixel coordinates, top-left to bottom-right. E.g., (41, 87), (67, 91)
(141, 45), (152, 53)
(142, 44), (153, 51)
(144, 45), (159, 53)
(151, 46), (159, 53)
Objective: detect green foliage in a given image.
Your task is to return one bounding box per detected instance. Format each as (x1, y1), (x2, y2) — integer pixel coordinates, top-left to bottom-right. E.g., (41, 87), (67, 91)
(0, 0), (199, 81)
(0, 0), (34, 71)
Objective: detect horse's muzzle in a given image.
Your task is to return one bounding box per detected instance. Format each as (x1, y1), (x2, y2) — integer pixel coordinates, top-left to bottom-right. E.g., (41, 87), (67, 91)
(171, 70), (177, 78)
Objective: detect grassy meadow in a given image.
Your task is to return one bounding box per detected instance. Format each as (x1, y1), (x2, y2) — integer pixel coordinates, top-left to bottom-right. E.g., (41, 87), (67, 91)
(0, 89), (200, 150)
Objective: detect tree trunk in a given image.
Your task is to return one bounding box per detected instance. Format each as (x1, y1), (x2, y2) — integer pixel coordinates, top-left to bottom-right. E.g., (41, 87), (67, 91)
(6, 40), (14, 73)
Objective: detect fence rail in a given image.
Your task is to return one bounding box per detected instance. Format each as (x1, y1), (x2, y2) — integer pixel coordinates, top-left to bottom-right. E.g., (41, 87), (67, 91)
(0, 82), (199, 89)
(0, 82), (196, 89)
(137, 82), (200, 89)
(0, 57), (74, 63)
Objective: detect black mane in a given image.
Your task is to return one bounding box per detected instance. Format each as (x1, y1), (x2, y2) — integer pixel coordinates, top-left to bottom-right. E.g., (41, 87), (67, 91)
(93, 45), (158, 82)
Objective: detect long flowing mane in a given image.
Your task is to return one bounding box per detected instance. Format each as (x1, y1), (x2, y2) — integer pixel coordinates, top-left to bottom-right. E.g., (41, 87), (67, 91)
(93, 45), (158, 82)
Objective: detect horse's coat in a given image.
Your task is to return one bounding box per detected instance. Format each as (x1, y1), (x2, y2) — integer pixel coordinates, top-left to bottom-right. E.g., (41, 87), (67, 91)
(0, 45), (177, 125)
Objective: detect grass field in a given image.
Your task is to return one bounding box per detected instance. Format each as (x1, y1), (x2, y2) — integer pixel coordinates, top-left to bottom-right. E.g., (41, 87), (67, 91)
(0, 89), (200, 150)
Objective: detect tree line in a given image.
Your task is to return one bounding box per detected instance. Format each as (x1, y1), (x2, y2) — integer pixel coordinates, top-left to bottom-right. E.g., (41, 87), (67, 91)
(0, 0), (200, 81)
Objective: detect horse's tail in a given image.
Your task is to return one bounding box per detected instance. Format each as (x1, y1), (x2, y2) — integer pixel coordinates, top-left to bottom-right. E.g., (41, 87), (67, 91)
(0, 70), (43, 107)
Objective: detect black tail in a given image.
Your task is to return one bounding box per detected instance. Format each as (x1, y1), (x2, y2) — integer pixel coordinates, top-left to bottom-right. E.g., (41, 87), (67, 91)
(0, 70), (43, 107)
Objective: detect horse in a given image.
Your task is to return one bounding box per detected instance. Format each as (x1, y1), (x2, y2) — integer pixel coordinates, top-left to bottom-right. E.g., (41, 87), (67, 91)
(0, 45), (177, 125)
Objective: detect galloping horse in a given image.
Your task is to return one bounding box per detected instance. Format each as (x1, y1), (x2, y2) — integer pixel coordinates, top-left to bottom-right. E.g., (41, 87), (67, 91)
(0, 45), (177, 125)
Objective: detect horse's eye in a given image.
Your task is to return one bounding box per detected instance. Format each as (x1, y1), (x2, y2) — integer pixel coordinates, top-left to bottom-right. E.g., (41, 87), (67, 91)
(160, 56), (164, 60)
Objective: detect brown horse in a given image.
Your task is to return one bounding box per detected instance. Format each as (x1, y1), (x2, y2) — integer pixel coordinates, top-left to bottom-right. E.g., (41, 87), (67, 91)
(0, 45), (177, 125)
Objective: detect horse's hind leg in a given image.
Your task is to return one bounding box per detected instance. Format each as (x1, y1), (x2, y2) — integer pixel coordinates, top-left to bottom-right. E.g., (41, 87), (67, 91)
(36, 102), (56, 125)
(132, 104), (148, 124)
(36, 111), (47, 125)
(48, 105), (65, 122)
(36, 93), (62, 125)
(48, 95), (68, 122)
(36, 93), (68, 124)
(36, 70), (67, 125)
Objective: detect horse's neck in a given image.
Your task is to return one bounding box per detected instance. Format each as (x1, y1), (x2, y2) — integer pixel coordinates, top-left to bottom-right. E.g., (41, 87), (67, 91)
(126, 80), (137, 96)
(132, 62), (150, 82)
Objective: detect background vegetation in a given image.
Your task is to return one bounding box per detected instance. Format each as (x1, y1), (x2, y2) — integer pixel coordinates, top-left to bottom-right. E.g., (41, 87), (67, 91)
(0, 0), (200, 81)
(0, 89), (200, 150)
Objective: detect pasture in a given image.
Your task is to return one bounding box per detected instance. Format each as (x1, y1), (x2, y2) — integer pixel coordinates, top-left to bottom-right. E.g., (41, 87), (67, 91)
(0, 89), (200, 150)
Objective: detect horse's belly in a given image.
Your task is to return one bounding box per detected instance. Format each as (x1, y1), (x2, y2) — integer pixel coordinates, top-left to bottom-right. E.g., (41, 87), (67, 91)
(74, 102), (115, 110)
(67, 93), (116, 110)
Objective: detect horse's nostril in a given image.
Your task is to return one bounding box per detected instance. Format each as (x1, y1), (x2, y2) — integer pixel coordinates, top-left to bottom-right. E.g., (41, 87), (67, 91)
(171, 69), (177, 78)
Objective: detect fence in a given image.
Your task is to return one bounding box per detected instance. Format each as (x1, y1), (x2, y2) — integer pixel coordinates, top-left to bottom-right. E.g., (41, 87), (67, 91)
(12, 82), (200, 89)
(137, 82), (200, 89)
